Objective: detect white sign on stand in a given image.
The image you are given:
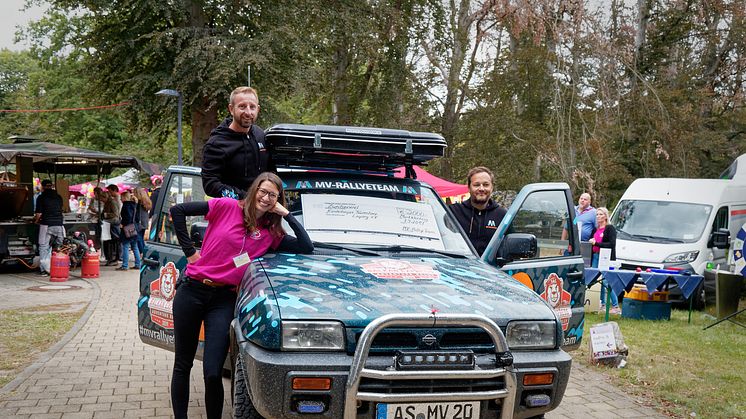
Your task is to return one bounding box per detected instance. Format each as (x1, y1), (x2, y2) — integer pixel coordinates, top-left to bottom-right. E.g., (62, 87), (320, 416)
(598, 248), (612, 271)
(590, 323), (617, 359)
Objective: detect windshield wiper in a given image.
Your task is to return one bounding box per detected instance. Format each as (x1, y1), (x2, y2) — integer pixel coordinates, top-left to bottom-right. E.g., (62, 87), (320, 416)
(616, 229), (634, 239)
(362, 244), (469, 259)
(629, 234), (684, 243)
(312, 241), (382, 256)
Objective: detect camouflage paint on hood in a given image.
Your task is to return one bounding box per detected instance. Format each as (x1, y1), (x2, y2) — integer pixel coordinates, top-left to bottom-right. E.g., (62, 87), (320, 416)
(235, 253), (556, 349)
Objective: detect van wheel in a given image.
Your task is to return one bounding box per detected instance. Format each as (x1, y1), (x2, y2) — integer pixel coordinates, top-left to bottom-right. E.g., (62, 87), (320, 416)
(693, 283), (706, 310)
(232, 352), (264, 419)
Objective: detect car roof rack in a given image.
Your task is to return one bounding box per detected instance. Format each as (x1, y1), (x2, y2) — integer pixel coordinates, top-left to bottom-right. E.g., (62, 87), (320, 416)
(265, 124), (446, 179)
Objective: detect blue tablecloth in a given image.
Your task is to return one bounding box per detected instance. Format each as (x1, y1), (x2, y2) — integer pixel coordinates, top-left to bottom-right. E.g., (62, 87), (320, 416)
(583, 268), (704, 300)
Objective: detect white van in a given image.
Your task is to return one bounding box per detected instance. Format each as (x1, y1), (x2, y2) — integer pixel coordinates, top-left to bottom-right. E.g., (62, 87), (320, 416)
(610, 154), (746, 306)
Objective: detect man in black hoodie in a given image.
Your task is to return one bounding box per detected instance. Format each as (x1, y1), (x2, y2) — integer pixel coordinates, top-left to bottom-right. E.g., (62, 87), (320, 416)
(450, 167), (507, 256)
(201, 86), (274, 199)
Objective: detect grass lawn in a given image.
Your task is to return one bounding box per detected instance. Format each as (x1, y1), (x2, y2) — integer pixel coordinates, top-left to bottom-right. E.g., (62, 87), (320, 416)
(0, 306), (84, 388)
(573, 305), (746, 418)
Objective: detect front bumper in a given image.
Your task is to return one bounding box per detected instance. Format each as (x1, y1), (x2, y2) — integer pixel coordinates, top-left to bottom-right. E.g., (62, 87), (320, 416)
(234, 321), (571, 418)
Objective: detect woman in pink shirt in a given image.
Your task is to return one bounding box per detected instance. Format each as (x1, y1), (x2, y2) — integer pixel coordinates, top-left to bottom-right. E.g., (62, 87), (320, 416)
(589, 207), (619, 314)
(169, 172), (313, 419)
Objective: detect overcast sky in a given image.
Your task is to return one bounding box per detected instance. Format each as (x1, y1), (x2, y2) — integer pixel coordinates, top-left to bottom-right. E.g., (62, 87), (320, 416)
(0, 0), (47, 51)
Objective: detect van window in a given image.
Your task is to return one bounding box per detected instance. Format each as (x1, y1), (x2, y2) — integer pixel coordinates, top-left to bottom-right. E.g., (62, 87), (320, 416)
(156, 174), (208, 246)
(508, 190), (571, 258)
(712, 206), (728, 231)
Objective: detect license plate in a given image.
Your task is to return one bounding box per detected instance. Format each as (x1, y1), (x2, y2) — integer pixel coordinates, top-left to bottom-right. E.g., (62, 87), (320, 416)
(376, 401), (480, 419)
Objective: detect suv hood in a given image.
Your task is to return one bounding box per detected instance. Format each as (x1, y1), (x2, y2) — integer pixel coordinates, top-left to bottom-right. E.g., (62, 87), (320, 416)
(251, 253), (554, 327)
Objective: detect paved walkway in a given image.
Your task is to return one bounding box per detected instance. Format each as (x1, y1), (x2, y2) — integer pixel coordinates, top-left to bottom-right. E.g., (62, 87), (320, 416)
(0, 267), (664, 418)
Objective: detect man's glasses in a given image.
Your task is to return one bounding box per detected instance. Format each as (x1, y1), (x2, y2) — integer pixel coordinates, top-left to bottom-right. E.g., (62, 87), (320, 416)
(257, 188), (279, 201)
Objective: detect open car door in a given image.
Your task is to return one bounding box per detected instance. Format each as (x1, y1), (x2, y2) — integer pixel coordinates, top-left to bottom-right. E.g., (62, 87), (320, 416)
(482, 183), (586, 349)
(138, 167), (208, 352)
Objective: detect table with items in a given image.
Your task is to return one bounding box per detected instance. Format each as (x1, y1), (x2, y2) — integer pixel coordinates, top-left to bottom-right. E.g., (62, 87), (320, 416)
(583, 268), (704, 322)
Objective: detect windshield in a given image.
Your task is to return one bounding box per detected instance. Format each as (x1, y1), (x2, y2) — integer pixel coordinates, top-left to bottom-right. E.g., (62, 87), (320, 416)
(284, 181), (474, 255)
(611, 200), (712, 243)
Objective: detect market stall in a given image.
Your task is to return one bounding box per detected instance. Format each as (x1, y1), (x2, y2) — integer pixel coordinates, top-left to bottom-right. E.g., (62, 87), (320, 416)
(0, 138), (161, 268)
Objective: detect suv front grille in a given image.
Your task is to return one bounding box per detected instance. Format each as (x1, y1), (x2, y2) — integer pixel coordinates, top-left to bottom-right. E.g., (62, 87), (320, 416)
(348, 328), (501, 354)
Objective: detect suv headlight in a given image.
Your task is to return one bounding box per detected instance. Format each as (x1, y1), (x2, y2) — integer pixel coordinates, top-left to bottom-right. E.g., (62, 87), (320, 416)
(506, 321), (556, 349)
(663, 250), (699, 263)
(281, 321), (345, 351)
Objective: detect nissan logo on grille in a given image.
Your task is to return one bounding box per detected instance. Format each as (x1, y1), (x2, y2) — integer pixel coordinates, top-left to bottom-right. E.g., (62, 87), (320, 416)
(422, 334), (437, 346)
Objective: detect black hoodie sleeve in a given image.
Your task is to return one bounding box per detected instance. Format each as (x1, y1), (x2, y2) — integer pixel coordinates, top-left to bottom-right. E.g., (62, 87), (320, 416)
(202, 140), (239, 198)
(277, 214), (314, 254)
(596, 225), (617, 249)
(169, 201), (210, 258)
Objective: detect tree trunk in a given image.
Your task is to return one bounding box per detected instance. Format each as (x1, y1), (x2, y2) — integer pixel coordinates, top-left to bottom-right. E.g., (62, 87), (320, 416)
(185, 1), (211, 167)
(190, 96), (218, 167)
(332, 41), (351, 125)
(631, 0), (651, 88)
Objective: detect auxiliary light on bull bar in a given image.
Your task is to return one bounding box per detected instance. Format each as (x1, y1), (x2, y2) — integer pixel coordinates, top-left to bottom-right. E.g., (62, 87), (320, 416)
(396, 350), (475, 370)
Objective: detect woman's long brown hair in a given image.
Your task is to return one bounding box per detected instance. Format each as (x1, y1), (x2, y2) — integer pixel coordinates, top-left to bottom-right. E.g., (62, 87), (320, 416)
(242, 172), (286, 238)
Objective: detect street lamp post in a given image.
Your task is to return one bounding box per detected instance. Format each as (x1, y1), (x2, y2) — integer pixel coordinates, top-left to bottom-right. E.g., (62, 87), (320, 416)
(155, 89), (183, 165)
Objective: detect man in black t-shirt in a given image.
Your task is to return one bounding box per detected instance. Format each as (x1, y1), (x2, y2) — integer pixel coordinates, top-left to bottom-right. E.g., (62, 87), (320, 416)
(35, 179), (66, 276)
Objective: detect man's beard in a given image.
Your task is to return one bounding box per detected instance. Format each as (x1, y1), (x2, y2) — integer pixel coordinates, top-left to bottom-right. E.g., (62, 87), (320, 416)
(471, 195), (489, 205)
(238, 117), (253, 128)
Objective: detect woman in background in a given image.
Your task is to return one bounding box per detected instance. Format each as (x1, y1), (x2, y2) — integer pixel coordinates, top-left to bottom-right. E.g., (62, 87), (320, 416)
(116, 190), (141, 270)
(133, 187), (152, 257)
(589, 207), (620, 314)
(101, 187), (121, 265)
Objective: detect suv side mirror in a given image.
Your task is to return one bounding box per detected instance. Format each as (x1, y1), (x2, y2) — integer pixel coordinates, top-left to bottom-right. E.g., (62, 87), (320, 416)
(708, 228), (730, 249)
(190, 222), (208, 248)
(495, 233), (538, 266)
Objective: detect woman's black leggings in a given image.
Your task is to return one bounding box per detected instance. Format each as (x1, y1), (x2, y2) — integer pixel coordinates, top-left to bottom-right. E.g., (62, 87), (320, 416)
(171, 279), (237, 419)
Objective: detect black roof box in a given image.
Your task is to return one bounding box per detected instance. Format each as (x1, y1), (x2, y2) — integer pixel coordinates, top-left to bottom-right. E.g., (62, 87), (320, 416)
(265, 124), (446, 171)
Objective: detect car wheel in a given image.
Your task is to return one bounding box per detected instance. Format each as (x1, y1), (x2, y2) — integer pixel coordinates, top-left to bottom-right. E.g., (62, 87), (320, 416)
(232, 352), (264, 419)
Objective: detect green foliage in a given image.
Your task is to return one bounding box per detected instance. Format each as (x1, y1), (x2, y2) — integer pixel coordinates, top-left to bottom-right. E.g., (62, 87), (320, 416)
(1, 0), (744, 205)
(0, 307), (83, 388)
(575, 309), (746, 418)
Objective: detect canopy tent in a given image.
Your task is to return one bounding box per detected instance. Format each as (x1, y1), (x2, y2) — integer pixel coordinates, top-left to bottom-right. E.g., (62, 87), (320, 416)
(0, 140), (162, 176)
(70, 168), (142, 197)
(394, 165), (469, 202)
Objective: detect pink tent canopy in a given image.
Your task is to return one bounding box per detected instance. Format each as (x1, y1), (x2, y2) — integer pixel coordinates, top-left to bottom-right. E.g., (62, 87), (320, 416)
(394, 165), (469, 202)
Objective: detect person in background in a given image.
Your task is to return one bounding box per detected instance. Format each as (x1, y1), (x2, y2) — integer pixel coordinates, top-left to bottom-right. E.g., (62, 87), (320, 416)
(562, 192), (597, 243)
(117, 190), (141, 271)
(449, 166), (507, 256)
(35, 179), (65, 276)
(149, 175), (163, 219)
(201, 86), (274, 199)
(88, 187), (105, 221)
(102, 185), (122, 265)
(169, 172), (313, 419)
(32, 179), (42, 211)
(88, 187), (106, 255)
(133, 187), (152, 256)
(589, 207), (620, 314)
(68, 195), (80, 213)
